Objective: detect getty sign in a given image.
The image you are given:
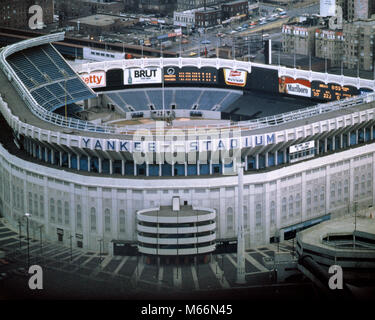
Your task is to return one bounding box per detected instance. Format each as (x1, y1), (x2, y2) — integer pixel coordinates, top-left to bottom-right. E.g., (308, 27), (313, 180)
(81, 71), (106, 88)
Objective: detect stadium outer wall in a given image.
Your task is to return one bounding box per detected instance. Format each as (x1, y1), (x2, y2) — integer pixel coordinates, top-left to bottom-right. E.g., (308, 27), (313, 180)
(1, 132), (375, 254)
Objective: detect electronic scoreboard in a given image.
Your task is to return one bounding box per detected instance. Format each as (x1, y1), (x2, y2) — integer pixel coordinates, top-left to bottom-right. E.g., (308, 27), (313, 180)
(311, 82), (358, 101)
(163, 67), (218, 84)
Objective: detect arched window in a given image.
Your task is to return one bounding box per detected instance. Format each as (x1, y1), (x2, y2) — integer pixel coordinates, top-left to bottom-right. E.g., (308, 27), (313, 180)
(354, 176), (359, 196)
(76, 205), (82, 230)
(50, 198), (55, 222)
(344, 179), (349, 195)
(314, 188), (318, 203)
(307, 190), (312, 206)
(119, 210), (126, 233)
(367, 173), (372, 195)
(320, 186), (325, 202)
(34, 194), (38, 217)
(270, 201), (276, 226)
(288, 195), (294, 217)
(282, 197), (287, 220)
(105, 209), (111, 233)
(243, 206), (248, 230)
(90, 207), (96, 232)
(330, 182), (336, 200)
(337, 182), (342, 201)
(227, 207), (233, 232)
(361, 174), (366, 195)
(255, 204), (262, 227)
(57, 200), (62, 224)
(39, 195), (44, 218)
(28, 192), (33, 214)
(64, 201), (69, 225)
(295, 193), (301, 216)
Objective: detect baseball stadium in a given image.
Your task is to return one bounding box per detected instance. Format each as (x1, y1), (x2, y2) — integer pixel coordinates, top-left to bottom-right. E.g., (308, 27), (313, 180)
(0, 32), (375, 265)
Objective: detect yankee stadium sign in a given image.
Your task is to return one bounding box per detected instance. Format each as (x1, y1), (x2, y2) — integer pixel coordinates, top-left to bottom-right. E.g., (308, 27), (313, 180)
(80, 133), (276, 153)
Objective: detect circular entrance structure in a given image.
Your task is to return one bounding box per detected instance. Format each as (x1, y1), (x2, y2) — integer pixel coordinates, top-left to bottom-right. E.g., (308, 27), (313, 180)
(137, 202), (216, 263)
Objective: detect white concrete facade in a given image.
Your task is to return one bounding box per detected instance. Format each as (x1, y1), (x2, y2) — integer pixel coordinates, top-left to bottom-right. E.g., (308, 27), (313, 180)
(1, 141), (375, 254)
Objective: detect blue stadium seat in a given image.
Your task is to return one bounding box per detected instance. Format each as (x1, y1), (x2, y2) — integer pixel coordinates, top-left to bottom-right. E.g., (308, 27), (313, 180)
(7, 44), (95, 112)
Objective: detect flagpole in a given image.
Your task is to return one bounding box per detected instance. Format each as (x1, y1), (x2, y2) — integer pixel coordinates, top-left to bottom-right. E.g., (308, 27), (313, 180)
(161, 43), (165, 122)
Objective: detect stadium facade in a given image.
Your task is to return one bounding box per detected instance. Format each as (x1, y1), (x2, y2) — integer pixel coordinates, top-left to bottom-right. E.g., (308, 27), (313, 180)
(0, 33), (375, 257)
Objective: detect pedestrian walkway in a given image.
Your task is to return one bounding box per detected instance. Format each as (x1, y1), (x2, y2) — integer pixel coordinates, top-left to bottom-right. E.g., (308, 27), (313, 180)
(0, 219), (295, 294)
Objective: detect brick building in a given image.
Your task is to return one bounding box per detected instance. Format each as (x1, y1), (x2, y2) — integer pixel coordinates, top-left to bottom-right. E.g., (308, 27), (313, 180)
(0, 0), (53, 29)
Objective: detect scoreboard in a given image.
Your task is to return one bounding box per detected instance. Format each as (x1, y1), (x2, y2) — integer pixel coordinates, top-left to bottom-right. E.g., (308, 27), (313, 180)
(164, 67), (217, 84)
(311, 81), (358, 101)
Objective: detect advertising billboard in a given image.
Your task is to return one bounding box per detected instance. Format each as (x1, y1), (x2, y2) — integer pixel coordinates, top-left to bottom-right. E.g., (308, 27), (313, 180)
(224, 69), (247, 87)
(80, 71), (106, 88)
(124, 67), (162, 85)
(278, 77), (311, 97)
(163, 67), (218, 84)
(289, 141), (315, 153)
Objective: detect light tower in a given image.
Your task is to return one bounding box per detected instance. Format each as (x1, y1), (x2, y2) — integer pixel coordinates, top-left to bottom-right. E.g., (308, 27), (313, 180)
(236, 162), (246, 284)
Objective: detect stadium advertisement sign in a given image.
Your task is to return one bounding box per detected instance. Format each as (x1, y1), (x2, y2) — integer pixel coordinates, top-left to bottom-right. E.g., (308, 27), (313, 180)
(81, 71), (106, 88)
(124, 67), (162, 85)
(311, 81), (359, 101)
(224, 69), (247, 87)
(289, 140), (315, 153)
(278, 76), (311, 97)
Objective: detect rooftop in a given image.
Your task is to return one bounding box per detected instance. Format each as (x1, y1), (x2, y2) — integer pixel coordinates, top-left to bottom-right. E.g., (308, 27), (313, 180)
(222, 0), (248, 5)
(141, 206), (213, 217)
(298, 215), (375, 249)
(70, 14), (124, 27)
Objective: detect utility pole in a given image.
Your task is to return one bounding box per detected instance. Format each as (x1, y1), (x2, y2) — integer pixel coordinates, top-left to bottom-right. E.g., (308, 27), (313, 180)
(236, 162), (246, 284)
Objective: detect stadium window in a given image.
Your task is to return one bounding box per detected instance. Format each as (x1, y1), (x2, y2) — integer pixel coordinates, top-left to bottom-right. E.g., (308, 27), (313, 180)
(295, 194), (301, 216)
(288, 196), (293, 217)
(57, 200), (62, 224)
(39, 195), (44, 217)
(50, 198), (55, 222)
(105, 209), (111, 233)
(227, 207), (233, 232)
(76, 205), (82, 230)
(270, 201), (276, 225)
(119, 210), (126, 233)
(282, 197), (287, 220)
(34, 194), (38, 217)
(255, 204), (262, 227)
(28, 192), (33, 214)
(90, 208), (97, 232)
(64, 201), (69, 225)
(243, 206), (248, 230)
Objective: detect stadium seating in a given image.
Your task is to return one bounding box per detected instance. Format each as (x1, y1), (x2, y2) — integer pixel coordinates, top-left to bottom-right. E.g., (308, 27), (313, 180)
(107, 88), (242, 112)
(7, 44), (94, 112)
